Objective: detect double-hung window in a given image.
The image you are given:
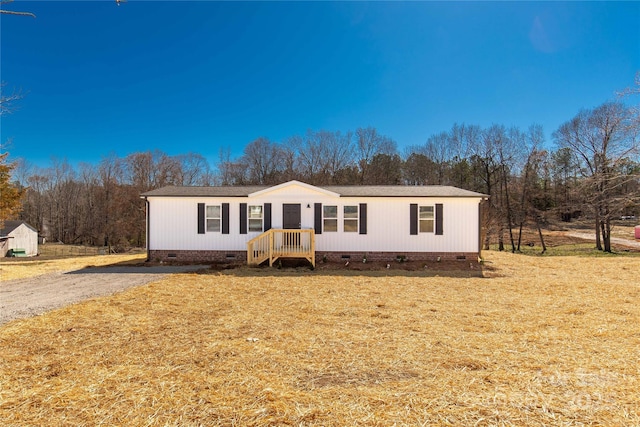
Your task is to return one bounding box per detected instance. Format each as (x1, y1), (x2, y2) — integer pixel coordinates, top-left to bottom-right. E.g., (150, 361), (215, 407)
(248, 205), (263, 232)
(344, 205), (359, 232)
(323, 205), (338, 232)
(206, 205), (221, 232)
(419, 205), (434, 233)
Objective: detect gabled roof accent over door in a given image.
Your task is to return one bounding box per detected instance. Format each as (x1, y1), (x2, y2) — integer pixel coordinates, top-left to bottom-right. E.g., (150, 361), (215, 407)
(248, 180), (340, 198)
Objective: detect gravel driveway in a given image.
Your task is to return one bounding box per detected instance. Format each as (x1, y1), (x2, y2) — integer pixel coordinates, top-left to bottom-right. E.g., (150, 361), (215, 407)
(0, 265), (208, 325)
(565, 232), (640, 249)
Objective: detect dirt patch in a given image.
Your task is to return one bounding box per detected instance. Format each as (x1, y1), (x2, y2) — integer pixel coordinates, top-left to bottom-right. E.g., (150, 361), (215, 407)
(489, 224), (640, 253)
(564, 232), (640, 249)
(0, 265), (208, 325)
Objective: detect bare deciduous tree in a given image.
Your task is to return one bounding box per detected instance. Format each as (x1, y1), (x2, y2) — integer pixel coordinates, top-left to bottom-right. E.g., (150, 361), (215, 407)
(424, 132), (453, 185)
(0, 83), (27, 117)
(554, 101), (639, 252)
(242, 137), (285, 185)
(355, 127), (397, 184)
(515, 124), (547, 252)
(291, 132), (328, 184)
(176, 152), (212, 186)
(0, 0), (35, 18)
(325, 131), (355, 184)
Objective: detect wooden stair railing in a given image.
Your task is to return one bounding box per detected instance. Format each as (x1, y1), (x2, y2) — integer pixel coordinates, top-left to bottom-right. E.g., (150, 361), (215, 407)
(246, 229), (272, 266)
(247, 229), (315, 267)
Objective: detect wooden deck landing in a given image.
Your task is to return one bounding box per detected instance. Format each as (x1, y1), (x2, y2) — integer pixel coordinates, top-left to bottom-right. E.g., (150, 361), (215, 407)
(247, 229), (315, 267)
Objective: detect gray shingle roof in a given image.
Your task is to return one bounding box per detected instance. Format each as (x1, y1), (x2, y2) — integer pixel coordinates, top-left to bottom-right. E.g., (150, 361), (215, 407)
(322, 186), (487, 198)
(141, 186), (266, 197)
(0, 220), (37, 236)
(141, 182), (487, 198)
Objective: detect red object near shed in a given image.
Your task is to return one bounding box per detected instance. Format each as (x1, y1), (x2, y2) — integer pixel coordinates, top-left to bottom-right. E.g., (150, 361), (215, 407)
(635, 225), (640, 239)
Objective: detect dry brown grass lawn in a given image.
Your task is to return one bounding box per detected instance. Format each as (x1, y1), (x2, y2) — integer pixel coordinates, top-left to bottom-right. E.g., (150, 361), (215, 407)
(0, 254), (147, 281)
(0, 251), (639, 426)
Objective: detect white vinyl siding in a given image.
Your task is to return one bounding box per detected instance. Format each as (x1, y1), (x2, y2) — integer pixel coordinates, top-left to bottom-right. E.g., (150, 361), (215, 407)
(315, 198), (479, 253)
(206, 205), (221, 232)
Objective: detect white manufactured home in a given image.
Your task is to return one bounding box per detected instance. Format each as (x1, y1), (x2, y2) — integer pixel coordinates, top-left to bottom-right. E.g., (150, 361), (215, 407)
(141, 180), (488, 266)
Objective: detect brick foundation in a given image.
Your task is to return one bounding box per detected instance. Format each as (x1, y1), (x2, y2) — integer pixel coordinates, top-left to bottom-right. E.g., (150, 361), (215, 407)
(149, 250), (246, 263)
(149, 249), (478, 263)
(315, 251), (478, 263)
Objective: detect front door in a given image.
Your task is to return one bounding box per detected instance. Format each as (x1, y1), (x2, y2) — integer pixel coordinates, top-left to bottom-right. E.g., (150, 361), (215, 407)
(283, 204), (301, 229)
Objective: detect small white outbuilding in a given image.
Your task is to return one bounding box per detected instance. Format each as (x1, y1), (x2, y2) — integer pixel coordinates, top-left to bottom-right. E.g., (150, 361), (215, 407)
(0, 221), (39, 257)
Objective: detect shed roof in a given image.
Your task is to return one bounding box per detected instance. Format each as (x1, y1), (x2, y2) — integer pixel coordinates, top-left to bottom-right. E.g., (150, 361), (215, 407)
(0, 220), (38, 236)
(141, 181), (488, 198)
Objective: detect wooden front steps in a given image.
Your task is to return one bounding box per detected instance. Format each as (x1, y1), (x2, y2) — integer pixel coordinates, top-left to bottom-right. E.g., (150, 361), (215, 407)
(247, 229), (315, 267)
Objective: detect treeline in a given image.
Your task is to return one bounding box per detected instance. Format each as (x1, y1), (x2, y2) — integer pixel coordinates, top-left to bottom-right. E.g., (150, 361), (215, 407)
(12, 101), (640, 253)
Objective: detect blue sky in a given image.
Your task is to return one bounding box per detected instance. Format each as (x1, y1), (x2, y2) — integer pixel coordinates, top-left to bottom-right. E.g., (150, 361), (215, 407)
(1, 1), (639, 168)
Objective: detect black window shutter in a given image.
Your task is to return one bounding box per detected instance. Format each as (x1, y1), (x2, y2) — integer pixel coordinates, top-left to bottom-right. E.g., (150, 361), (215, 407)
(239, 203), (247, 234)
(222, 203), (229, 234)
(359, 203), (367, 235)
(197, 203), (205, 234)
(314, 203), (322, 234)
(435, 203), (443, 235)
(264, 203), (272, 231)
(409, 204), (418, 235)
